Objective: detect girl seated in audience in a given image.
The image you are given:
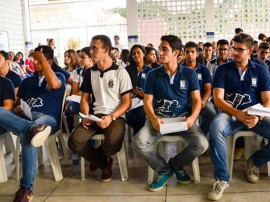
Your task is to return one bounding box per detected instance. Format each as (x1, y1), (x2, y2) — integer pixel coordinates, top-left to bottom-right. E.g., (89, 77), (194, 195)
(125, 45), (152, 135)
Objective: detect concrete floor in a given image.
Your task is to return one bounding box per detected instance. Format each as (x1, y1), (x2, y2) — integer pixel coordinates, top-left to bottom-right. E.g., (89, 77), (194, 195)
(1, 136), (270, 202)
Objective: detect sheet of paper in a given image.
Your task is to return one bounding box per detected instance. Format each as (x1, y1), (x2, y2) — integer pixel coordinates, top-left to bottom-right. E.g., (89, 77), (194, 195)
(160, 117), (187, 135)
(66, 95), (81, 103)
(129, 97), (143, 111)
(79, 112), (102, 122)
(20, 100), (32, 120)
(247, 103), (270, 117)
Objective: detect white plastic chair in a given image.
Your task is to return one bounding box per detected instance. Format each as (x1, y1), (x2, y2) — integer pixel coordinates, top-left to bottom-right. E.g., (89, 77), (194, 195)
(15, 88), (69, 181)
(80, 134), (129, 181)
(226, 131), (270, 179)
(147, 135), (200, 184)
(0, 132), (17, 182)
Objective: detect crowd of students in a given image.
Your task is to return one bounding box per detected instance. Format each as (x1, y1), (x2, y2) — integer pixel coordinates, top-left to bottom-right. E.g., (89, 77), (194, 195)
(1, 30), (270, 202)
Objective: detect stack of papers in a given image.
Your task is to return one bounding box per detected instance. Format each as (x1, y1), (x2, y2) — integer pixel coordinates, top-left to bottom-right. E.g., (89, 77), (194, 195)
(66, 95), (81, 103)
(160, 117), (187, 135)
(79, 112), (102, 122)
(247, 103), (270, 117)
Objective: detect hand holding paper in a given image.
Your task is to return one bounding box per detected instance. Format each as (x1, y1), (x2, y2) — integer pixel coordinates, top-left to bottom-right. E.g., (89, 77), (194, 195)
(159, 117), (187, 135)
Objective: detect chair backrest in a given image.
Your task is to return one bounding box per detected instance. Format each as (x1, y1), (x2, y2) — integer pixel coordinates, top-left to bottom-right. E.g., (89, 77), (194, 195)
(59, 85), (67, 129)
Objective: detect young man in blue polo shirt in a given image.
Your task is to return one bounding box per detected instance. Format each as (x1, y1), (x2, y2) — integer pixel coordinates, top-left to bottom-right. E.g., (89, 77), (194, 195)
(133, 35), (208, 192)
(207, 39), (232, 79)
(183, 41), (217, 136)
(208, 33), (270, 201)
(0, 46), (66, 202)
(257, 42), (270, 69)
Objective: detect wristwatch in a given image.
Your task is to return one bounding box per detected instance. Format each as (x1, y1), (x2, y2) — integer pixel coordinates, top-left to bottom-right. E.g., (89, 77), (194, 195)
(110, 114), (116, 121)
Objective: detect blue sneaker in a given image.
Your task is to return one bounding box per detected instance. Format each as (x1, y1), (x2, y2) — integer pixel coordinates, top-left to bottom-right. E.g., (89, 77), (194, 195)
(169, 158), (191, 184)
(149, 170), (173, 192)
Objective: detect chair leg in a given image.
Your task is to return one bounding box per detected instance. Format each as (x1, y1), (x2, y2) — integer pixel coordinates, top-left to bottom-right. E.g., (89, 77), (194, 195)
(81, 157), (85, 181)
(244, 136), (252, 160)
(148, 166), (154, 184)
(57, 134), (69, 165)
(226, 135), (235, 179)
(117, 142), (129, 181)
(38, 146), (44, 166)
(192, 157), (200, 183)
(15, 137), (20, 181)
(45, 136), (63, 181)
(5, 133), (16, 156)
(0, 138), (8, 182)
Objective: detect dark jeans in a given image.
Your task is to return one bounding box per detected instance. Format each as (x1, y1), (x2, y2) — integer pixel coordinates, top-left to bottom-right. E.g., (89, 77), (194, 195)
(68, 114), (125, 169)
(125, 106), (146, 135)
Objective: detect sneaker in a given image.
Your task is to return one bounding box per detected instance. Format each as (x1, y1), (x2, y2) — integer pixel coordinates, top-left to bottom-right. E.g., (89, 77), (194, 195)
(234, 148), (245, 160)
(13, 187), (33, 202)
(246, 157), (260, 183)
(101, 157), (113, 182)
(208, 180), (229, 201)
(31, 125), (51, 147)
(148, 170), (173, 192)
(169, 158), (191, 184)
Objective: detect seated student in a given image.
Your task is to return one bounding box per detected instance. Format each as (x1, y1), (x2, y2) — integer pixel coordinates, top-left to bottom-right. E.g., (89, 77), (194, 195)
(257, 42), (270, 69)
(133, 35), (208, 192)
(65, 46), (93, 132)
(183, 41), (217, 135)
(0, 75), (15, 134)
(0, 50), (22, 103)
(68, 35), (132, 182)
(125, 44), (152, 135)
(145, 46), (161, 69)
(208, 33), (270, 201)
(201, 42), (214, 66)
(0, 46), (66, 202)
(207, 39), (232, 79)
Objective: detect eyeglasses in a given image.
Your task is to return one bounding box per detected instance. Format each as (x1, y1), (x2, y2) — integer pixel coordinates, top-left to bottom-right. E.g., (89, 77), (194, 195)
(218, 48), (228, 51)
(231, 46), (248, 53)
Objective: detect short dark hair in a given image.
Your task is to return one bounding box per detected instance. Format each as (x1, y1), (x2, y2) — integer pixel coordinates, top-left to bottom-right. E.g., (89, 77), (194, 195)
(235, 28), (243, 34)
(184, 41), (198, 52)
(258, 33), (266, 40)
(0, 50), (9, 60)
(217, 39), (229, 46)
(253, 40), (258, 45)
(258, 42), (270, 50)
(92, 35), (112, 54)
(81, 47), (91, 58)
(114, 35), (120, 39)
(232, 33), (253, 49)
(198, 42), (204, 45)
(34, 45), (54, 61)
(160, 35), (183, 51)
(112, 47), (119, 52)
(203, 42), (212, 48)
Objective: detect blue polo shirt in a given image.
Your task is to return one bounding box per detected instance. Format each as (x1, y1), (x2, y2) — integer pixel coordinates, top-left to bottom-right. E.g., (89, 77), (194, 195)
(144, 65), (199, 117)
(183, 62), (212, 97)
(0, 77), (15, 107)
(18, 72), (66, 123)
(6, 69), (22, 89)
(213, 60), (270, 110)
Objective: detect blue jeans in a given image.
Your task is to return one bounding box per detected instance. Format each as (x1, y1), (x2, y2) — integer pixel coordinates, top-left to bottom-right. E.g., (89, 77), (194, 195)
(0, 107), (58, 190)
(209, 112), (270, 182)
(133, 119), (208, 174)
(200, 101), (218, 135)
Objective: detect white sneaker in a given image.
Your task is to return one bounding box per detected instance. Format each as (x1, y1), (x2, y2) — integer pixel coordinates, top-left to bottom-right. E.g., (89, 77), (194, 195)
(208, 180), (229, 201)
(246, 157), (259, 183)
(31, 125), (51, 147)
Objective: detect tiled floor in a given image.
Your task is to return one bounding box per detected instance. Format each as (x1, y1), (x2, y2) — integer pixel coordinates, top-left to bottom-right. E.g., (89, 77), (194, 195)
(1, 137), (270, 202)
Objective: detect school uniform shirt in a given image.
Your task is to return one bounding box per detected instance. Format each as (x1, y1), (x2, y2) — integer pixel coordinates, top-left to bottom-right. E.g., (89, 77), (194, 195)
(144, 64), (200, 117)
(6, 69), (22, 89)
(17, 72), (66, 123)
(80, 63), (133, 115)
(0, 77), (15, 107)
(207, 57), (232, 78)
(213, 60), (270, 110)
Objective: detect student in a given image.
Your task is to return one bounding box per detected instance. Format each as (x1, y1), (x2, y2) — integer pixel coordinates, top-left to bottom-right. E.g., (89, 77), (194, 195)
(68, 35), (132, 182)
(133, 35), (208, 192)
(208, 33), (270, 201)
